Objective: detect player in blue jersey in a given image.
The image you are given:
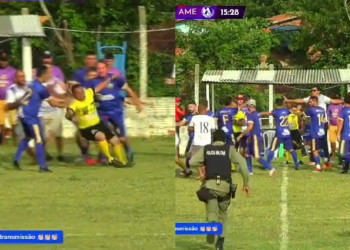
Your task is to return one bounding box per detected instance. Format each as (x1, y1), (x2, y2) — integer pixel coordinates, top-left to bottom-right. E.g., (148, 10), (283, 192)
(337, 93), (350, 173)
(13, 65), (66, 172)
(217, 96), (238, 146)
(261, 98), (300, 169)
(91, 61), (142, 164)
(176, 101), (198, 177)
(237, 99), (275, 176)
(304, 96), (329, 172)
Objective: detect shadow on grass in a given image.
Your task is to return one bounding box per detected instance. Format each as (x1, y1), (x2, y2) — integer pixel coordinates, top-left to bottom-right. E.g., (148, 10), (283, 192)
(176, 239), (213, 250)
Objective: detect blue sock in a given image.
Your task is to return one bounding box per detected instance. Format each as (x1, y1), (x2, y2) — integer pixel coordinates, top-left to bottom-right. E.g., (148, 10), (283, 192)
(258, 158), (273, 170)
(35, 143), (46, 169)
(314, 155), (321, 167)
(246, 157), (253, 173)
(291, 151), (299, 168)
(14, 138), (30, 162)
(125, 145), (133, 158)
(267, 150), (275, 164)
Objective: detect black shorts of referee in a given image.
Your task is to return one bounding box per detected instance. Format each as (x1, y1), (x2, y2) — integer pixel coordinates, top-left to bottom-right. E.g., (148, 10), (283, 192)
(79, 122), (114, 141)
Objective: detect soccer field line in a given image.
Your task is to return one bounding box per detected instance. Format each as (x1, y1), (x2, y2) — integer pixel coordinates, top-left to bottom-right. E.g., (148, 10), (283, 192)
(280, 164), (289, 250)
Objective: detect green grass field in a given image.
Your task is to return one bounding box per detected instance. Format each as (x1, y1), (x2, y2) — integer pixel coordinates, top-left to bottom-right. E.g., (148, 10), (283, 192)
(0, 137), (173, 250)
(176, 157), (350, 250)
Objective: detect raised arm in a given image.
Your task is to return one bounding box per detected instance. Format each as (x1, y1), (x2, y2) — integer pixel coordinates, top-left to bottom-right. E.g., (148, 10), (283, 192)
(330, 99), (344, 105)
(95, 74), (118, 93)
(284, 96), (307, 104)
(123, 84), (143, 112)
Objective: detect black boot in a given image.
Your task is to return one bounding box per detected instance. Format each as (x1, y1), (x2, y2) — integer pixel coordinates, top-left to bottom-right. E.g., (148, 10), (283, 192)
(206, 234), (215, 244)
(215, 237), (224, 250)
(341, 161), (349, 174)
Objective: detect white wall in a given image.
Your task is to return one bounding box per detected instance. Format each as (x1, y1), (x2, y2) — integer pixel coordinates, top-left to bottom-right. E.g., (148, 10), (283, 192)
(62, 97), (175, 138)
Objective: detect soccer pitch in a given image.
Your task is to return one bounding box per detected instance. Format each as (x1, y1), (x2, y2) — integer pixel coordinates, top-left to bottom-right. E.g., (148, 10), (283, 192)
(0, 137), (173, 250)
(176, 158), (350, 250)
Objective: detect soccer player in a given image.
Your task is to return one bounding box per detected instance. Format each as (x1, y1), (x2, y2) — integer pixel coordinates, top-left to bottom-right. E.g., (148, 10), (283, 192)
(6, 70), (35, 163)
(286, 106), (303, 165)
(71, 52), (97, 164)
(188, 101), (217, 179)
(217, 96), (238, 146)
(65, 78), (128, 167)
(304, 96), (329, 172)
(234, 94), (249, 153)
(327, 95), (343, 159)
(176, 101), (198, 177)
(0, 51), (16, 144)
(261, 98), (300, 170)
(91, 61), (142, 164)
(337, 93), (350, 173)
(13, 65), (65, 172)
(39, 64), (67, 162)
(237, 99), (275, 176)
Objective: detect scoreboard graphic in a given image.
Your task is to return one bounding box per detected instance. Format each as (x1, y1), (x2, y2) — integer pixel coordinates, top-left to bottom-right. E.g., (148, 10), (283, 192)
(175, 6), (246, 20)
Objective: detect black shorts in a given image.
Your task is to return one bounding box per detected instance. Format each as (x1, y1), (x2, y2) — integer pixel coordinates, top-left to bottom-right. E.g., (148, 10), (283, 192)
(79, 122), (114, 141)
(291, 130), (302, 149)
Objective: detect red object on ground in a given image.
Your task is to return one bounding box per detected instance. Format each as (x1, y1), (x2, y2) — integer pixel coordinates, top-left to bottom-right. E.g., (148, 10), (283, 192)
(85, 158), (98, 166)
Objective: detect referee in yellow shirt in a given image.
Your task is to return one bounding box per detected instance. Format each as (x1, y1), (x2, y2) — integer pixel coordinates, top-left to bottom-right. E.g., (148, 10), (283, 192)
(65, 78), (128, 167)
(286, 107), (303, 164)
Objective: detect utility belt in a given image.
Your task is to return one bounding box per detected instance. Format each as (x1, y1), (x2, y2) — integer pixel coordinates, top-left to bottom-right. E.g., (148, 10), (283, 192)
(196, 176), (237, 203)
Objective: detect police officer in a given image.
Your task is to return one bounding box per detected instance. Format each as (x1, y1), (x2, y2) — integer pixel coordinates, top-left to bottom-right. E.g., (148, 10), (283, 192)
(190, 129), (250, 250)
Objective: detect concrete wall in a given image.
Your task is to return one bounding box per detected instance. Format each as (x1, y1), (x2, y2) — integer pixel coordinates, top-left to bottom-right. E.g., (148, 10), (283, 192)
(62, 97), (175, 138)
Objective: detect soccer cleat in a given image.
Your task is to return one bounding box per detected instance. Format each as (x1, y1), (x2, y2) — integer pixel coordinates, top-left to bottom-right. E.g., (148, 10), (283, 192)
(322, 163), (332, 170)
(13, 160), (21, 170)
(295, 166), (300, 170)
(307, 162), (316, 166)
(206, 234), (215, 244)
(340, 169), (348, 174)
(285, 161), (290, 164)
(85, 158), (98, 166)
(313, 168), (321, 173)
(298, 161), (304, 165)
(249, 172), (254, 175)
(215, 237), (224, 250)
(108, 158), (124, 168)
(269, 168), (276, 177)
(39, 167), (52, 173)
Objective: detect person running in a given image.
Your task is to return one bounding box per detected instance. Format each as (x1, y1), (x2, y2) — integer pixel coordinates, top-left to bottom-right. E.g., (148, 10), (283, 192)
(65, 77), (128, 167)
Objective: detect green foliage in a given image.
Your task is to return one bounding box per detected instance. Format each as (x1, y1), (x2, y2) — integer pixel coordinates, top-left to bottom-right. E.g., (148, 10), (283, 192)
(176, 19), (280, 109)
(0, 1), (173, 97)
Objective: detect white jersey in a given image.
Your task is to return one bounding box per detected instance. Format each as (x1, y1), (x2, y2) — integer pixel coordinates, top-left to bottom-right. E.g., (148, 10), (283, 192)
(189, 115), (217, 146)
(6, 84), (28, 118)
(39, 76), (66, 117)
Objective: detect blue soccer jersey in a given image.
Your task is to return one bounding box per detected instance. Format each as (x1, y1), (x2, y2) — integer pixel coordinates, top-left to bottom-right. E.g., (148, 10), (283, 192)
(305, 107), (326, 139)
(217, 107), (238, 134)
(340, 107), (350, 140)
(271, 108), (291, 139)
(247, 111), (262, 137)
(22, 80), (50, 123)
(91, 74), (126, 113)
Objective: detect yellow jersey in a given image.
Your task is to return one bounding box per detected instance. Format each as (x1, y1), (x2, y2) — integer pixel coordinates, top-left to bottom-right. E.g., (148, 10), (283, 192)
(233, 110), (247, 133)
(288, 113), (299, 131)
(68, 88), (100, 129)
